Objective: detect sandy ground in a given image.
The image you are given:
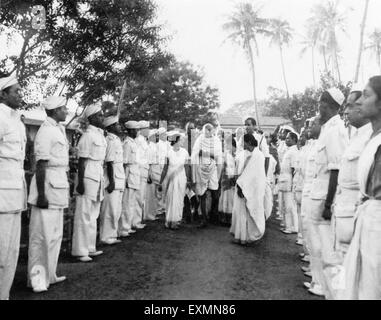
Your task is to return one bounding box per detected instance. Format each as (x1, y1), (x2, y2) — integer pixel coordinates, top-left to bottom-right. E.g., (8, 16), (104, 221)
(11, 215), (321, 300)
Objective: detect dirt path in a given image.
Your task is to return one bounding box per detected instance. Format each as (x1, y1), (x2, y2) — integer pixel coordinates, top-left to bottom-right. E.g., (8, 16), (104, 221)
(11, 216), (320, 300)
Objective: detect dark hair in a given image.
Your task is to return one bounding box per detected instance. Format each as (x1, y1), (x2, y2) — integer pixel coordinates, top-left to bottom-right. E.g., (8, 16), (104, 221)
(368, 76), (381, 101)
(46, 109), (55, 117)
(257, 129), (263, 134)
(288, 132), (298, 143)
(320, 91), (341, 109)
(170, 135), (181, 146)
(245, 117), (257, 126)
(270, 133), (278, 145)
(232, 138), (237, 149)
(243, 133), (257, 147)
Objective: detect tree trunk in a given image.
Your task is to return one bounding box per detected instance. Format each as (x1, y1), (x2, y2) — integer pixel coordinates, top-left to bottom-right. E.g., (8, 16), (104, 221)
(279, 45), (290, 98)
(312, 48), (316, 87)
(334, 47), (341, 83)
(117, 79), (128, 117)
(354, 0), (370, 83)
(246, 41), (260, 127)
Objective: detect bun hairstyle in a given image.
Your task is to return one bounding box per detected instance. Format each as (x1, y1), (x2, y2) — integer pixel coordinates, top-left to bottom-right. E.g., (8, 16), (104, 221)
(368, 76), (381, 101)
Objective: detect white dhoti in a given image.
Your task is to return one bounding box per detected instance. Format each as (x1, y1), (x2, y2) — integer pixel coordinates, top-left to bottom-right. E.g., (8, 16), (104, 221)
(27, 207), (63, 291)
(71, 196), (101, 257)
(100, 190), (123, 242)
(264, 183), (273, 220)
(119, 187), (139, 232)
(0, 212), (21, 300)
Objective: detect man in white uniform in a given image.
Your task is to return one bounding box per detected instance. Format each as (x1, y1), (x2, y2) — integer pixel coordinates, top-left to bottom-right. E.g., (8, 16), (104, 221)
(119, 121), (142, 235)
(309, 88), (348, 298)
(99, 115), (125, 245)
(136, 120), (150, 226)
(0, 74), (26, 300)
(327, 85), (372, 298)
(27, 96), (69, 292)
(71, 103), (106, 262)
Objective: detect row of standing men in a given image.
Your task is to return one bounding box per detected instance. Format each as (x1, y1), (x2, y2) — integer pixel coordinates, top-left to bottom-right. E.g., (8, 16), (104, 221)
(275, 79), (381, 300)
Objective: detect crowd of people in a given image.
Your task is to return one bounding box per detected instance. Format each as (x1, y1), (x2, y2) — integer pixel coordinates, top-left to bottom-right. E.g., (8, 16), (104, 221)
(1, 72), (381, 300)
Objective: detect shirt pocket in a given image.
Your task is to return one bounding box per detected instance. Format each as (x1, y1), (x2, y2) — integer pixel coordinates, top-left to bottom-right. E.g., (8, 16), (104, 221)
(47, 170), (69, 207)
(0, 132), (23, 159)
(84, 163), (101, 182)
(91, 140), (106, 160)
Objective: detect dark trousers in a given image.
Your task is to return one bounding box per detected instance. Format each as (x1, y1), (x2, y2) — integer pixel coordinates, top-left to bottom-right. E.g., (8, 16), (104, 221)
(183, 195), (199, 223)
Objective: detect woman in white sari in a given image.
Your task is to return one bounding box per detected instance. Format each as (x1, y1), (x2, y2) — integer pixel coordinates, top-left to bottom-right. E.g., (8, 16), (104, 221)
(230, 134), (266, 245)
(158, 132), (191, 230)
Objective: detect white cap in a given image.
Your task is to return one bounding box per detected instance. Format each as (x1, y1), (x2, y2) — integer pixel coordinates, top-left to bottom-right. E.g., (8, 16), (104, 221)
(148, 129), (157, 137)
(103, 115), (119, 128)
(138, 120), (150, 129)
(125, 120), (140, 129)
(326, 88), (345, 106)
(42, 96), (67, 110)
(0, 74), (18, 91)
(350, 82), (364, 93)
(167, 130), (184, 141)
(157, 127), (167, 135)
(83, 102), (102, 119)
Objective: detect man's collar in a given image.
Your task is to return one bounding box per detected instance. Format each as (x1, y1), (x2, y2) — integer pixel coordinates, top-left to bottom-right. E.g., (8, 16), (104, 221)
(323, 114), (341, 128)
(46, 116), (59, 126)
(88, 124), (103, 133)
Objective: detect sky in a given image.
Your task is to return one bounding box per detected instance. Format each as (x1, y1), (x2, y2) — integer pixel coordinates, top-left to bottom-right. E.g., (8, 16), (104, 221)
(155, 0), (381, 112)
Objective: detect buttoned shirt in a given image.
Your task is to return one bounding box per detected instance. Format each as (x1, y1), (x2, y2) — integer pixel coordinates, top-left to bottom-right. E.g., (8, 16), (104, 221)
(76, 125), (107, 201)
(136, 134), (150, 179)
(310, 115), (349, 201)
(123, 136), (140, 190)
(278, 144), (298, 192)
(104, 132), (125, 191)
(293, 146), (306, 192)
(28, 117), (70, 208)
(0, 103), (27, 213)
(301, 140), (318, 197)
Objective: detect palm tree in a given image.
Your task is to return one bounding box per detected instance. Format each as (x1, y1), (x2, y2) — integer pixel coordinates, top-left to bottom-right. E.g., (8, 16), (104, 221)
(300, 28), (318, 87)
(365, 28), (381, 74)
(307, 0), (347, 82)
(268, 18), (293, 97)
(222, 2), (270, 126)
(354, 0), (370, 83)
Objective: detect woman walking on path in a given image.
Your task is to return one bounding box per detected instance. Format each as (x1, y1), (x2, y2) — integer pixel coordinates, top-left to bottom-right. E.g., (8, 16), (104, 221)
(158, 132), (191, 230)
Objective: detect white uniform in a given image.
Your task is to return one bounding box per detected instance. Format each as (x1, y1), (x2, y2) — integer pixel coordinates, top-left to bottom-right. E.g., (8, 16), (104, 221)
(309, 115), (348, 298)
(27, 117), (69, 291)
(294, 146), (305, 242)
(0, 103), (26, 300)
(100, 132), (125, 242)
(71, 125), (107, 257)
(145, 140), (159, 221)
(120, 136), (141, 232)
(278, 144), (298, 232)
(136, 134), (150, 221)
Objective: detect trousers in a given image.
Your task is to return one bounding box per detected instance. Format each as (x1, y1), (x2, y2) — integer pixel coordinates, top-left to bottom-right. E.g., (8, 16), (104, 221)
(100, 190), (123, 242)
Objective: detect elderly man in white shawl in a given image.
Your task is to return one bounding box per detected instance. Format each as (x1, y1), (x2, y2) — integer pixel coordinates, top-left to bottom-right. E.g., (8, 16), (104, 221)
(230, 134), (266, 245)
(191, 123), (223, 228)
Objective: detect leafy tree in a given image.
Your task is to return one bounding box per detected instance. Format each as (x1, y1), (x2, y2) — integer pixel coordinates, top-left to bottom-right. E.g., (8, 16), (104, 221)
(119, 61), (220, 128)
(0, 0), (170, 107)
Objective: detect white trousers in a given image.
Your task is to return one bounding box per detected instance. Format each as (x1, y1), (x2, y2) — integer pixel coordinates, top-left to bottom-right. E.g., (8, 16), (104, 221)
(0, 212), (21, 300)
(27, 207), (63, 290)
(144, 183), (159, 221)
(137, 178), (147, 222)
(100, 190), (123, 242)
(119, 188), (140, 232)
(308, 198), (338, 298)
(300, 194), (311, 256)
(279, 191), (298, 232)
(71, 196), (101, 257)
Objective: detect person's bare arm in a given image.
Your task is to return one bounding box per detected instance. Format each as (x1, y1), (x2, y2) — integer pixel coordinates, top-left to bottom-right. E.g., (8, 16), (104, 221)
(76, 157), (86, 195)
(36, 160), (49, 208)
(322, 169), (339, 220)
(106, 161), (115, 193)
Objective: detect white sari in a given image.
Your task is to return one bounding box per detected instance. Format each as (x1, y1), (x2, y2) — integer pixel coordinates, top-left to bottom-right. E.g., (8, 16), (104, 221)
(164, 148), (189, 227)
(230, 148), (267, 242)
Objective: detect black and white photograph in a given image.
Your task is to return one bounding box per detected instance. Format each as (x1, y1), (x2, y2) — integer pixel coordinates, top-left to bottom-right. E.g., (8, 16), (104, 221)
(1, 0), (381, 304)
